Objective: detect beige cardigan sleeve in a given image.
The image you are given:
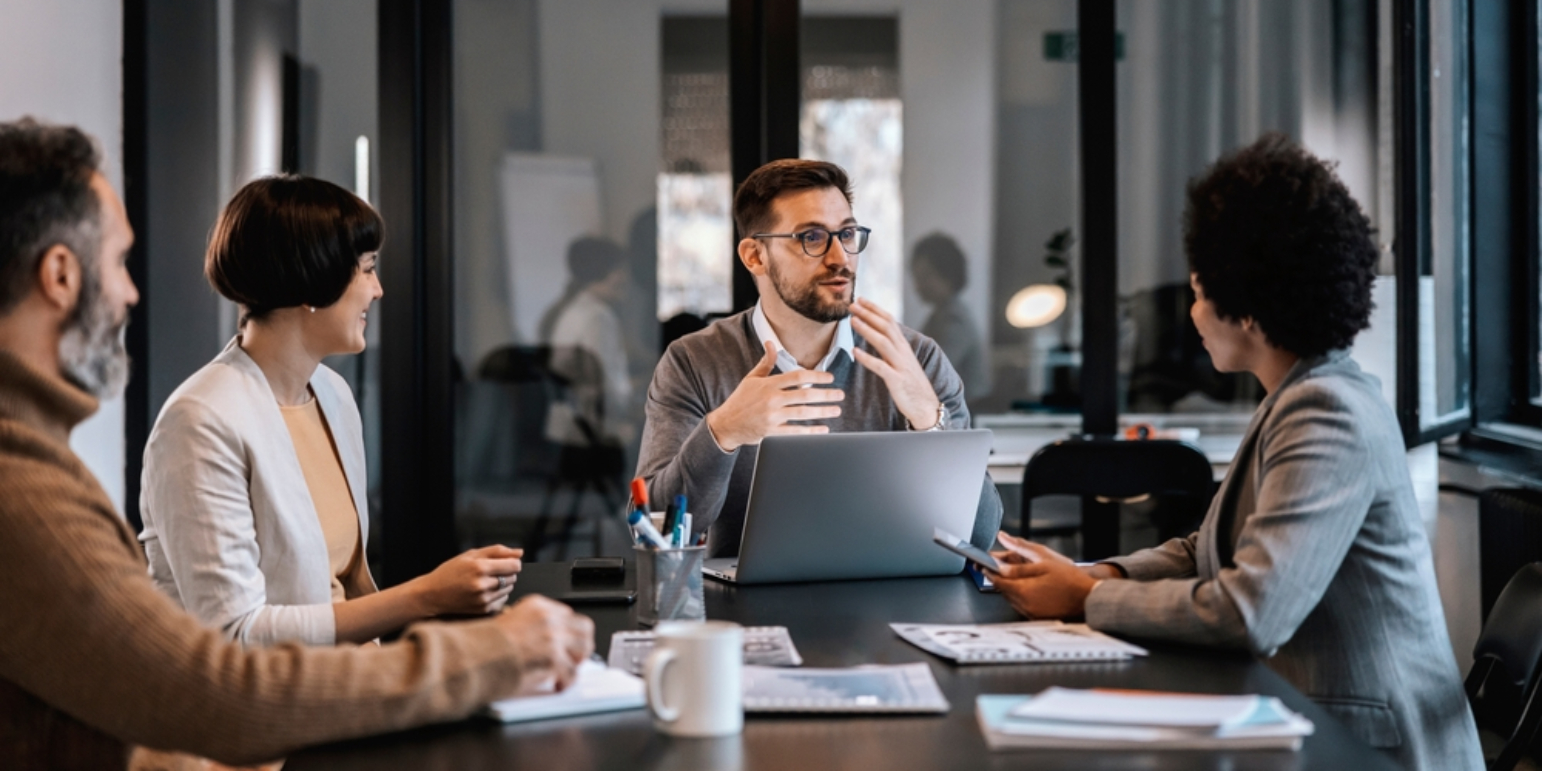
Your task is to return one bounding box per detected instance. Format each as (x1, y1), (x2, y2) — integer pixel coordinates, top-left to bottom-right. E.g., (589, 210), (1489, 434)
(0, 451), (529, 766)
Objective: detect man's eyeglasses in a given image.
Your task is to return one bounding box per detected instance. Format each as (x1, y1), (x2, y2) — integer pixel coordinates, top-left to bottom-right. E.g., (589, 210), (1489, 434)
(753, 226), (871, 258)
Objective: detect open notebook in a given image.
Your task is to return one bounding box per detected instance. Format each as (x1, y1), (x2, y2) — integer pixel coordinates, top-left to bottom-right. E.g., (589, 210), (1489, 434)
(483, 661), (645, 723)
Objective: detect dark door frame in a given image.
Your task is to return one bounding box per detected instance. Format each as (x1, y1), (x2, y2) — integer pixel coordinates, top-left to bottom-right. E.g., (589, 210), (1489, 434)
(377, 0), (458, 585)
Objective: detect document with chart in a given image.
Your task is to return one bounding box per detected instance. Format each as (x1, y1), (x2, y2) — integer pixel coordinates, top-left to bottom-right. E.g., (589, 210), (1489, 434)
(892, 621), (1147, 664)
(741, 662), (949, 713)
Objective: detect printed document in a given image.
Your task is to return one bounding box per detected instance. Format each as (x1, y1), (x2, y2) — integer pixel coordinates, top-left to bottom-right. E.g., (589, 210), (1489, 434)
(892, 621), (1147, 664)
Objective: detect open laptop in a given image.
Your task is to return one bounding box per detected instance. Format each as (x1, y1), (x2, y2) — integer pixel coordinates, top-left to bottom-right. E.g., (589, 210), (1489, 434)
(703, 429), (994, 585)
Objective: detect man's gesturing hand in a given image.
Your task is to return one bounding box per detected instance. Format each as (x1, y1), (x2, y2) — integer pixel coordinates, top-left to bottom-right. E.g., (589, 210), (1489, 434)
(849, 298), (944, 430)
(705, 341), (845, 452)
(496, 596), (596, 694)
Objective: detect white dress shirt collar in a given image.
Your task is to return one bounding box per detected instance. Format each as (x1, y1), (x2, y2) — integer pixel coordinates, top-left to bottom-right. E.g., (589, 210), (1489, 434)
(751, 301), (854, 373)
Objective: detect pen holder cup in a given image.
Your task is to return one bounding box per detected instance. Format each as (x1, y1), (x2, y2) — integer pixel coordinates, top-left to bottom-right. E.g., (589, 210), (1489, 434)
(635, 545), (707, 626)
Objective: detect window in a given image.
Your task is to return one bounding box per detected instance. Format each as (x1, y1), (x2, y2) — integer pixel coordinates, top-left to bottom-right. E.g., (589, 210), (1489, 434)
(1420, 0), (1472, 432)
(659, 17), (732, 322)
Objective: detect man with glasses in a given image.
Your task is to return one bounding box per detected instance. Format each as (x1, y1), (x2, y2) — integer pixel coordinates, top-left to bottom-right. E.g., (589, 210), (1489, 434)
(636, 159), (1002, 556)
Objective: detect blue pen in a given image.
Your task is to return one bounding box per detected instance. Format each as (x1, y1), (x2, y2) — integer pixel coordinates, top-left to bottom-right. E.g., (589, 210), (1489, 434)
(627, 509), (670, 549)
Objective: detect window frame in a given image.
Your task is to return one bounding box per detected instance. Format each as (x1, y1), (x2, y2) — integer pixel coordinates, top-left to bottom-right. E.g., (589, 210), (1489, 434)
(1454, 0), (1542, 468)
(1395, 0), (1477, 447)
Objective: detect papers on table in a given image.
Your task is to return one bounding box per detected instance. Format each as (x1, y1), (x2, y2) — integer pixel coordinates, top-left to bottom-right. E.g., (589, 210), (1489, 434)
(742, 663), (949, 714)
(892, 621), (1148, 664)
(607, 626), (804, 675)
(483, 661), (645, 723)
(977, 688), (1314, 751)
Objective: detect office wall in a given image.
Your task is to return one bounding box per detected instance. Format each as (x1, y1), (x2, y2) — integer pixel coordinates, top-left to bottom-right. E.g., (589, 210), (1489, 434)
(0, 0), (126, 513)
(1116, 0), (1375, 296)
(145, 0), (226, 437)
(297, 0), (376, 202)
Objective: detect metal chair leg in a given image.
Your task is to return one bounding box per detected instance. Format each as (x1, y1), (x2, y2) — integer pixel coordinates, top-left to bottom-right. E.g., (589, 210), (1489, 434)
(1494, 672), (1542, 771)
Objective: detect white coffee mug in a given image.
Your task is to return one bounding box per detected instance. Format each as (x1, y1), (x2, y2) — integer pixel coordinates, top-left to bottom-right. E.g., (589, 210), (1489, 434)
(645, 620), (743, 737)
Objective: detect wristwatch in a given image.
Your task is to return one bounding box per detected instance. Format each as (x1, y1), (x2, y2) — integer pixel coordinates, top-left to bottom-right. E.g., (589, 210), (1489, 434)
(907, 401), (948, 432)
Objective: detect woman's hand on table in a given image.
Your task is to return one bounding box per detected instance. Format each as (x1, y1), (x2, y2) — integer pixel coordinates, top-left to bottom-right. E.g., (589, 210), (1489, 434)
(410, 544), (524, 616)
(988, 532), (1103, 619)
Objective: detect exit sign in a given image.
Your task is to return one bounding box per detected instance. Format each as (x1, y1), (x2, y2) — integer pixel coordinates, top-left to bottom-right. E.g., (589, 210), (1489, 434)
(1043, 31), (1126, 62)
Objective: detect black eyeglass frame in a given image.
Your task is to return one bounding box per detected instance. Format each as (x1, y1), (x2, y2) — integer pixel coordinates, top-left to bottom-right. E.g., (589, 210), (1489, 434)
(752, 225), (872, 258)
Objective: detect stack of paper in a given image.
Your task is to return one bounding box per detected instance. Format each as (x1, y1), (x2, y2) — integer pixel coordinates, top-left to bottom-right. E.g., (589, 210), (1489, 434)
(893, 621), (1148, 664)
(483, 661), (645, 723)
(977, 687), (1314, 751)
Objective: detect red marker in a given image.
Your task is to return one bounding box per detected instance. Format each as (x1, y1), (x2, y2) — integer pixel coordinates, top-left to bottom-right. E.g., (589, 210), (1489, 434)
(629, 478), (649, 510)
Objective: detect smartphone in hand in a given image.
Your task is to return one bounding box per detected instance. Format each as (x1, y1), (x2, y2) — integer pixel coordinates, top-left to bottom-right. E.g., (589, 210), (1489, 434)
(932, 528), (1001, 572)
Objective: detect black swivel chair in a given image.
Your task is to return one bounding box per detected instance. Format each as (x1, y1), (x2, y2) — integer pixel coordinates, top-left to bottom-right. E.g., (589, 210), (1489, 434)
(1020, 438), (1216, 561)
(476, 345), (625, 561)
(1479, 488), (1542, 621)
(1468, 563), (1542, 771)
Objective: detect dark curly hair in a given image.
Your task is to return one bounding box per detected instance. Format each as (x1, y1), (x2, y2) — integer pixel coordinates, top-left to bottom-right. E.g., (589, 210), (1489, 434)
(1184, 132), (1378, 359)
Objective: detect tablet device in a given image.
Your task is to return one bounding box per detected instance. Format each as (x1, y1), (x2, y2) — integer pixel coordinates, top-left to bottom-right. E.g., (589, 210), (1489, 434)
(933, 527), (999, 572)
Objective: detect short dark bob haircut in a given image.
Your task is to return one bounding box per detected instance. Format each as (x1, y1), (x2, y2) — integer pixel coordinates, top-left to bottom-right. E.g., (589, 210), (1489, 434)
(205, 175), (382, 321)
(733, 159), (853, 240)
(1184, 132), (1377, 359)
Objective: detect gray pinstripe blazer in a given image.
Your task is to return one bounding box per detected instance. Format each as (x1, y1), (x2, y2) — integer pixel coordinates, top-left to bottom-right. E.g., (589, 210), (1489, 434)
(1085, 350), (1482, 771)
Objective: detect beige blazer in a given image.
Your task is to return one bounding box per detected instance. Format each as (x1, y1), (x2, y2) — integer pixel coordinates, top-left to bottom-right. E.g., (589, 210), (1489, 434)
(1085, 350), (1481, 771)
(138, 339), (376, 646)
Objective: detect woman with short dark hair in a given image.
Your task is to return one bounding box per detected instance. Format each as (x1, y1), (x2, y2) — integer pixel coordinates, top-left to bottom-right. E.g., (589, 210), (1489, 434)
(989, 134), (1482, 771)
(139, 175), (522, 647)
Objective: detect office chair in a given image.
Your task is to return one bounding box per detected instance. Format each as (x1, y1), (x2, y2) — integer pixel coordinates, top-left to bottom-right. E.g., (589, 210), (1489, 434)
(475, 345), (624, 561)
(1020, 438), (1215, 561)
(1479, 488), (1542, 622)
(1467, 563), (1542, 771)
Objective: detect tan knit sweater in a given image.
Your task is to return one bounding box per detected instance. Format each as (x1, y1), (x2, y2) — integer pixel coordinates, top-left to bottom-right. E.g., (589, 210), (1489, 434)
(0, 352), (530, 769)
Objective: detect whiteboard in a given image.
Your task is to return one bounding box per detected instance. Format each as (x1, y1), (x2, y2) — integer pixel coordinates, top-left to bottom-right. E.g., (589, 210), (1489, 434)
(499, 153), (603, 343)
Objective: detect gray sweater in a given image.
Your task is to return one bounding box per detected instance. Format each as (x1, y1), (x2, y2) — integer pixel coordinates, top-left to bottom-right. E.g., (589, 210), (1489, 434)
(636, 310), (1003, 557)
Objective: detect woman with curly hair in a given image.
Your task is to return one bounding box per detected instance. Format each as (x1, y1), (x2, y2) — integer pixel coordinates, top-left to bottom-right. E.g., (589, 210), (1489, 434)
(989, 134), (1481, 771)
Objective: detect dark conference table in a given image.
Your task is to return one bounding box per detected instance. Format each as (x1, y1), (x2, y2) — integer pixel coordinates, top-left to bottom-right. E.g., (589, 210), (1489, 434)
(289, 562), (1400, 771)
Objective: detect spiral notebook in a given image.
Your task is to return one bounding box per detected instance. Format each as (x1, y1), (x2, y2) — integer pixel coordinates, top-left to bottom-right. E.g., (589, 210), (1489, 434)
(742, 663), (949, 714)
(892, 621), (1147, 664)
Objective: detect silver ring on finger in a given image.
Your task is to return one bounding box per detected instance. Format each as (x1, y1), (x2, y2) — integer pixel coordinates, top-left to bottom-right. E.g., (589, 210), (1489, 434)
(497, 574), (506, 590)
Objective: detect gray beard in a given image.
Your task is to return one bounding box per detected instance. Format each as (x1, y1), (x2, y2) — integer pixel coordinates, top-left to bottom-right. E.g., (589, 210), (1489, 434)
(768, 260), (856, 324)
(59, 276), (130, 399)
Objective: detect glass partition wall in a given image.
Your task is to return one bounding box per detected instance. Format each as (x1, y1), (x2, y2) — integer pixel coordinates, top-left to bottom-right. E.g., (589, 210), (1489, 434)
(1115, 0), (1389, 422)
(394, 0), (1429, 566)
(448, 0), (1089, 560)
(452, 0), (731, 560)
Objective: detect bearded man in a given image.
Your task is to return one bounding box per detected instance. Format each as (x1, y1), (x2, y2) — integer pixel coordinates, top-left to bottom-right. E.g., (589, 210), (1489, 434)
(636, 159), (1002, 556)
(0, 118), (593, 769)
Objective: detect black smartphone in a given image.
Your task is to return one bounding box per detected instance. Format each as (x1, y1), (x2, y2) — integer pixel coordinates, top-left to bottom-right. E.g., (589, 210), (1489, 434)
(552, 588), (636, 605)
(570, 557), (625, 582)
